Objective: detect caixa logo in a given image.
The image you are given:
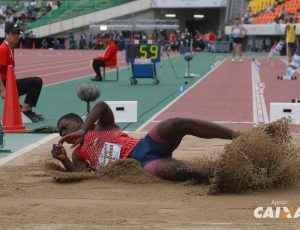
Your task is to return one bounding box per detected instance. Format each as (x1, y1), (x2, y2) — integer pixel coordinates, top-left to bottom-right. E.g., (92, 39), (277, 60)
(254, 201), (300, 219)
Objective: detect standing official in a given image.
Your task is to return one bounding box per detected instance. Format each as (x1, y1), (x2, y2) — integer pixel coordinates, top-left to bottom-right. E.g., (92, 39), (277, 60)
(231, 18), (247, 62)
(285, 16), (297, 64)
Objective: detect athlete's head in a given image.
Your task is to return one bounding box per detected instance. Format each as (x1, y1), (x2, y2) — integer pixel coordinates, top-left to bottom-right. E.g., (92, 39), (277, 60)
(5, 22), (22, 45)
(57, 113), (83, 137)
(288, 16), (294, 23)
(234, 18), (241, 25)
(101, 33), (112, 44)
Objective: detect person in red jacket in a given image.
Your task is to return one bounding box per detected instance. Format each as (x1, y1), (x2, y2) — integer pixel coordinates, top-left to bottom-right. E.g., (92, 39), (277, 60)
(91, 33), (117, 81)
(0, 22), (44, 122)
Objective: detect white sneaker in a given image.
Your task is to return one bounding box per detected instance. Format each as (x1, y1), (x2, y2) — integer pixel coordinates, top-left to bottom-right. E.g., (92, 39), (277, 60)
(239, 58), (243, 62)
(231, 58), (235, 62)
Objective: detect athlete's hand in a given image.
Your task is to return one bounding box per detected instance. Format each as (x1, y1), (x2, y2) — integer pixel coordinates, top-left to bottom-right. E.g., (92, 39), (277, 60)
(51, 144), (67, 161)
(58, 130), (84, 148)
(0, 89), (6, 98)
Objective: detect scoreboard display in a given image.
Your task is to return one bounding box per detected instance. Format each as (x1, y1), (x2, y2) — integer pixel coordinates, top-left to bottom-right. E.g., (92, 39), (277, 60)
(126, 44), (161, 63)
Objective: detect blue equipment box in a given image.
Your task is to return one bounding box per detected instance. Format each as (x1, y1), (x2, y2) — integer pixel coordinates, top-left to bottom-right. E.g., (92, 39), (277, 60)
(131, 64), (156, 78)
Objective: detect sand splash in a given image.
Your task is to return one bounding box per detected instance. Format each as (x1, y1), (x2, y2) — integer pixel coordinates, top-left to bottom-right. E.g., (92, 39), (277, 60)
(44, 158), (161, 184)
(209, 118), (299, 194)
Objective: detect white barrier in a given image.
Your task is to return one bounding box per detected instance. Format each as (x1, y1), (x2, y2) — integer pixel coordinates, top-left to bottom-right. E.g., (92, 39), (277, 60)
(225, 23), (300, 36)
(106, 101), (137, 123)
(270, 103), (300, 124)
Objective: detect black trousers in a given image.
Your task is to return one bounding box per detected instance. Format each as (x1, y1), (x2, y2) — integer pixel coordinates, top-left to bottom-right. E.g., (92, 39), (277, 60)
(3, 77), (43, 107)
(92, 59), (106, 77)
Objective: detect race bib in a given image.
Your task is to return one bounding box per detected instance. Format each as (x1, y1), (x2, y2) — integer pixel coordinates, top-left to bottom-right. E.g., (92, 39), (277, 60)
(98, 142), (121, 167)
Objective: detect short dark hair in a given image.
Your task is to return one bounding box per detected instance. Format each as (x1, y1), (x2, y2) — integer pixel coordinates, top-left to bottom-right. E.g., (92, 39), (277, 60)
(57, 113), (83, 127)
(288, 16), (294, 23)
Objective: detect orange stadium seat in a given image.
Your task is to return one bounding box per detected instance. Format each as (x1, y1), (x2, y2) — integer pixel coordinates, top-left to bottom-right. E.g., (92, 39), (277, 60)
(247, 0), (279, 23)
(248, 0), (300, 24)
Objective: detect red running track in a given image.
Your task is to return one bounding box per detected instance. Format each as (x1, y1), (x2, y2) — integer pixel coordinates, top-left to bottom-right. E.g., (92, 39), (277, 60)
(14, 49), (177, 85)
(139, 59), (254, 132)
(139, 57), (300, 133)
(259, 58), (300, 132)
(14, 49), (128, 85)
(260, 58), (300, 112)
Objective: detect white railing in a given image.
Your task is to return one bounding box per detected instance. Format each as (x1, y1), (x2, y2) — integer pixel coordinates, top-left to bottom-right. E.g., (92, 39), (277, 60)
(225, 23), (300, 36)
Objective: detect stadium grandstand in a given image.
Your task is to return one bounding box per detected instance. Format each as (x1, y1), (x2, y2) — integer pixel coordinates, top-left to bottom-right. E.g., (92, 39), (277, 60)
(247, 0), (300, 24)
(0, 0), (298, 53)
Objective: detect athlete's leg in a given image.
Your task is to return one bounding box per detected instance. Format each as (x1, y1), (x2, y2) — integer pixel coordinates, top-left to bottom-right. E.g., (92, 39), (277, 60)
(16, 77), (43, 109)
(139, 118), (236, 182)
(92, 59), (105, 80)
(288, 47), (293, 63)
(144, 158), (212, 182)
(232, 43), (237, 60)
(156, 117), (237, 143)
(283, 49), (300, 78)
(237, 44), (243, 60)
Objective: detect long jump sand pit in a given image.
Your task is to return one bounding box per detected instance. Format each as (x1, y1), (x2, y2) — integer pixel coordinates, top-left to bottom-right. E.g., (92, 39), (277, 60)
(1, 126), (300, 230)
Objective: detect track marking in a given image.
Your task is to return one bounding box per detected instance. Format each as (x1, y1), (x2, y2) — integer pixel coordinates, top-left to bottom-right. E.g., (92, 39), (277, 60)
(0, 133), (59, 166)
(136, 58), (226, 131)
(251, 60), (269, 124)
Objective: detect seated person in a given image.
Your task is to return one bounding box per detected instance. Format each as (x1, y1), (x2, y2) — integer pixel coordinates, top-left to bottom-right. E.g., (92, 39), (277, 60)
(0, 22), (44, 122)
(91, 33), (117, 81)
(52, 101), (239, 182)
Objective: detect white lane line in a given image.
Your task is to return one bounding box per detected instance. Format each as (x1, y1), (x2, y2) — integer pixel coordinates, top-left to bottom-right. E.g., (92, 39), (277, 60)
(260, 89), (269, 123)
(251, 62), (259, 123)
(0, 133), (59, 166)
(136, 58), (227, 132)
(251, 60), (269, 124)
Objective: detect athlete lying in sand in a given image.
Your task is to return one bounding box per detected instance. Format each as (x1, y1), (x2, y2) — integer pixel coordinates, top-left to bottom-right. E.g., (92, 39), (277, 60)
(51, 101), (238, 182)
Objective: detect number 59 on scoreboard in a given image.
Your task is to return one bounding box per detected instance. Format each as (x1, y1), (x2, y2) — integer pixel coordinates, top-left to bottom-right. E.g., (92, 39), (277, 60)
(126, 44), (161, 63)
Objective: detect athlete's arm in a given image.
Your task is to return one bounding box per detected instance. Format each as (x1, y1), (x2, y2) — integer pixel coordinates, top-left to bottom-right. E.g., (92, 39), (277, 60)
(59, 101), (116, 147)
(51, 144), (78, 172)
(284, 24), (289, 39)
(0, 67), (6, 98)
(242, 26), (248, 35)
(72, 150), (92, 171)
(84, 101), (115, 129)
(0, 76), (6, 98)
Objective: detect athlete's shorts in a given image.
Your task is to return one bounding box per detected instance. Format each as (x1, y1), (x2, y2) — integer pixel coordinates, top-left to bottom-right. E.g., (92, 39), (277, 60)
(233, 37), (243, 44)
(288, 42), (296, 50)
(129, 126), (181, 175)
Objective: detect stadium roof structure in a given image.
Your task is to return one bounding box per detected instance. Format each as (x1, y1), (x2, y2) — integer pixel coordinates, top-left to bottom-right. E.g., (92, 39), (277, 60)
(89, 19), (179, 31)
